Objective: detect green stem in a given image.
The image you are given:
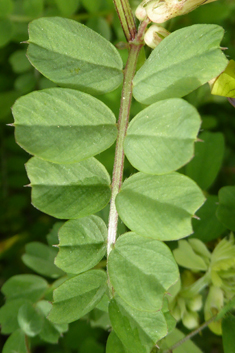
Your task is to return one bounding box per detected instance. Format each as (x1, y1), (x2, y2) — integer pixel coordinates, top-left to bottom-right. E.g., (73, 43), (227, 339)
(107, 43), (141, 257)
(113, 0), (137, 41)
(162, 315), (217, 353)
(107, 19), (149, 258)
(25, 335), (31, 353)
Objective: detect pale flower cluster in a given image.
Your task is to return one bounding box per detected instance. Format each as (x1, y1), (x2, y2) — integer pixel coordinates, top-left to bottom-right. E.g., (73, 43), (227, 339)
(136, 0), (217, 23)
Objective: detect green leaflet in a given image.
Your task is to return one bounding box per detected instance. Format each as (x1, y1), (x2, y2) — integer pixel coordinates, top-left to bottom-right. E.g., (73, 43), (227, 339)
(22, 242), (64, 278)
(48, 270), (107, 324)
(217, 186), (235, 231)
(222, 315), (235, 353)
(185, 131), (225, 190)
(109, 296), (168, 353)
(133, 24), (227, 104)
(36, 301), (68, 344)
(13, 88), (117, 164)
(9, 50), (31, 74)
(190, 195), (226, 242)
(27, 17), (123, 95)
(2, 329), (28, 353)
(108, 232), (179, 312)
(1, 274), (48, 302)
(124, 98), (201, 175)
(116, 173), (205, 241)
(0, 299), (30, 334)
(17, 302), (43, 337)
(106, 332), (130, 353)
(211, 60), (235, 98)
(23, 0), (44, 17)
(26, 157), (111, 219)
(55, 0), (80, 16)
(55, 216), (107, 274)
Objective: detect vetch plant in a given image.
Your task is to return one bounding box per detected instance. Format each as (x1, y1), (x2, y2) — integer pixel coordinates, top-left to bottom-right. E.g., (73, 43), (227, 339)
(1, 0), (235, 352)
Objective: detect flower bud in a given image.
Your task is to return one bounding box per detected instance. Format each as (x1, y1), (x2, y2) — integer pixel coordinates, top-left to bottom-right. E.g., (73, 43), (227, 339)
(135, 3), (147, 21)
(187, 294), (203, 311)
(139, 0), (217, 24)
(182, 310), (199, 329)
(144, 24), (170, 48)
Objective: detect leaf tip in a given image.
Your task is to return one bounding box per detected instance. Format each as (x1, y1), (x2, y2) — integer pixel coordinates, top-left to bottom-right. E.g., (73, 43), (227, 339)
(192, 214), (200, 220)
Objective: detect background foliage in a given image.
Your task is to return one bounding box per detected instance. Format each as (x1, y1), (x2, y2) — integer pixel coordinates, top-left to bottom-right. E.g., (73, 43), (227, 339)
(0, 0), (235, 352)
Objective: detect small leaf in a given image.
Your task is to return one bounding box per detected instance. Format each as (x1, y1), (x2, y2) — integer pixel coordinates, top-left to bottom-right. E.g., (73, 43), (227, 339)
(217, 186), (235, 231)
(17, 302), (43, 337)
(55, 215), (107, 274)
(211, 60), (235, 98)
(26, 157), (111, 219)
(47, 222), (64, 246)
(133, 24), (227, 104)
(185, 132), (225, 190)
(27, 17), (123, 95)
(1, 274), (48, 302)
(9, 50), (31, 74)
(48, 270), (107, 324)
(36, 300), (68, 344)
(2, 329), (28, 353)
(109, 296), (168, 353)
(106, 331), (130, 353)
(191, 195), (226, 242)
(22, 242), (64, 278)
(173, 240), (208, 271)
(108, 232), (179, 312)
(23, 0), (44, 17)
(222, 315), (235, 353)
(0, 299), (29, 334)
(124, 98), (201, 174)
(55, 0), (80, 16)
(13, 88), (117, 164)
(116, 172), (205, 241)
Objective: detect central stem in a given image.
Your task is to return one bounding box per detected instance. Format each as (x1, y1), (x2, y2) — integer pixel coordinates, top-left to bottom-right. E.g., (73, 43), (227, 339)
(107, 19), (149, 257)
(107, 43), (141, 256)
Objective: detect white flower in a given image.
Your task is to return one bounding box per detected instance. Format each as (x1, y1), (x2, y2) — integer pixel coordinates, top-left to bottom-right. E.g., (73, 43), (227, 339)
(136, 0), (217, 23)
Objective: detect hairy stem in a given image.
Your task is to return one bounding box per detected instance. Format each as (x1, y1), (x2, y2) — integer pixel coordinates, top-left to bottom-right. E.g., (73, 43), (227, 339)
(107, 43), (141, 256)
(113, 0), (137, 41)
(107, 19), (149, 259)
